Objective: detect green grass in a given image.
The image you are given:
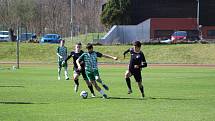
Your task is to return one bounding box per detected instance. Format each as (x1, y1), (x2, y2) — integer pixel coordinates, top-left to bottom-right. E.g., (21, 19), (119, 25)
(0, 64), (215, 121)
(1, 42), (215, 64)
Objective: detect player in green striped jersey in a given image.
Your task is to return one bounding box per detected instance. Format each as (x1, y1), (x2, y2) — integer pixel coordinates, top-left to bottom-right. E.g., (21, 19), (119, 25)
(56, 40), (69, 80)
(76, 43), (118, 98)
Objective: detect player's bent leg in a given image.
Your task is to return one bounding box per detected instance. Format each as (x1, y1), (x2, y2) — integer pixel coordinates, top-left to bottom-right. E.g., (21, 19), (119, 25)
(134, 71), (144, 98)
(94, 70), (109, 91)
(58, 67), (62, 80)
(73, 72), (80, 92)
(64, 66), (69, 80)
(95, 76), (109, 91)
(125, 70), (132, 94)
(85, 80), (95, 97)
(137, 81), (145, 98)
(91, 80), (107, 99)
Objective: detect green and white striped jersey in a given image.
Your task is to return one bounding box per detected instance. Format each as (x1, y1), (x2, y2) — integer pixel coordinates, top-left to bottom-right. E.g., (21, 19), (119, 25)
(57, 46), (67, 61)
(78, 51), (103, 71)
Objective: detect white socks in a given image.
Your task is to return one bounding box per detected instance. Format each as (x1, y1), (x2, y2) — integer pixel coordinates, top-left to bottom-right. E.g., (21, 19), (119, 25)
(99, 90), (105, 95)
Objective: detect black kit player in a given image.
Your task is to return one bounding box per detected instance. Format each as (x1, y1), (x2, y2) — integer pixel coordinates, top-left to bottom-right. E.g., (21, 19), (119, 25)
(123, 41), (147, 98)
(63, 43), (96, 97)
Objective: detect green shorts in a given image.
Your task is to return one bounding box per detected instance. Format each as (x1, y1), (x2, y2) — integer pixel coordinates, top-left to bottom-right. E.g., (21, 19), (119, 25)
(58, 61), (68, 68)
(85, 69), (100, 81)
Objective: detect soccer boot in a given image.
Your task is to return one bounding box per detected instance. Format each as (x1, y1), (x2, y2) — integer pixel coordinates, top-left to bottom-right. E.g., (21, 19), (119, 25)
(91, 93), (96, 98)
(103, 94), (108, 99)
(127, 89), (132, 94)
(102, 84), (109, 91)
(66, 77), (69, 80)
(58, 76), (61, 80)
(142, 93), (145, 98)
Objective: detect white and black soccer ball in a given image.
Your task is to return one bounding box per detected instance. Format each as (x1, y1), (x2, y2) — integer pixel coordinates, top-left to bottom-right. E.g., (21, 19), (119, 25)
(80, 90), (88, 99)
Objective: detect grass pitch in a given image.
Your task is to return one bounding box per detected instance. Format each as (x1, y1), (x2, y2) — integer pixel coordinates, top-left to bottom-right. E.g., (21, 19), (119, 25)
(1, 42), (215, 64)
(0, 64), (215, 121)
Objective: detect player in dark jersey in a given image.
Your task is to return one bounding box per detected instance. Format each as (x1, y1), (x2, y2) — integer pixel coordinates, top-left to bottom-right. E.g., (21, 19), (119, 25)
(123, 41), (147, 98)
(63, 43), (95, 97)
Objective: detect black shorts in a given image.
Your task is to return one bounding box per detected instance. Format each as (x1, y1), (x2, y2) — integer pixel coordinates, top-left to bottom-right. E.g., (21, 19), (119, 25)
(74, 68), (88, 81)
(129, 69), (142, 82)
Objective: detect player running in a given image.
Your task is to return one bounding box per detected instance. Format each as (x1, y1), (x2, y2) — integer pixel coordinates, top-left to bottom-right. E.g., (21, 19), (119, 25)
(123, 41), (147, 98)
(76, 43), (118, 98)
(56, 40), (69, 80)
(63, 43), (95, 97)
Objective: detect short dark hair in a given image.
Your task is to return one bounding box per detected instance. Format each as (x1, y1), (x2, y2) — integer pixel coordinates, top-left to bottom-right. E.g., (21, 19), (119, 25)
(86, 43), (93, 49)
(76, 42), (82, 46)
(133, 41), (141, 47)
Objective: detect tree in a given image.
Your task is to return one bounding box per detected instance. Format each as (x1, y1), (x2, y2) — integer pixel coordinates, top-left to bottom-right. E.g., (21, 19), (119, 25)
(100, 0), (131, 28)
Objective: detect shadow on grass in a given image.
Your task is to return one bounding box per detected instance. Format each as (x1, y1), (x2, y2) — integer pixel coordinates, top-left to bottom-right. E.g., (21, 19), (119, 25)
(84, 96), (143, 100)
(147, 97), (197, 100)
(107, 96), (197, 101)
(0, 102), (48, 105)
(108, 96), (143, 100)
(0, 86), (24, 88)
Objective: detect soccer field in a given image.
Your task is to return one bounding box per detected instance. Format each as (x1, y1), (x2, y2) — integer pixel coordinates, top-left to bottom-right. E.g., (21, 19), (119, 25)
(0, 64), (215, 121)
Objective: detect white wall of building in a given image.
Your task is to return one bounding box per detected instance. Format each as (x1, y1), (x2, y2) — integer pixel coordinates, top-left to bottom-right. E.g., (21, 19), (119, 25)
(100, 19), (151, 45)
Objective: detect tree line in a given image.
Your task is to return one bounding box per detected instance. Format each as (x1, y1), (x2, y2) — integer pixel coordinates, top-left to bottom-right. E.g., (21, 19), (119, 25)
(0, 0), (131, 37)
(0, 0), (106, 37)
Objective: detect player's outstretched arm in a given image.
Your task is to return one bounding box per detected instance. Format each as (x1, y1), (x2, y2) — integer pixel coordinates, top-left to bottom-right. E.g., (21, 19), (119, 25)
(65, 52), (73, 62)
(123, 48), (130, 59)
(76, 58), (82, 70)
(102, 54), (118, 60)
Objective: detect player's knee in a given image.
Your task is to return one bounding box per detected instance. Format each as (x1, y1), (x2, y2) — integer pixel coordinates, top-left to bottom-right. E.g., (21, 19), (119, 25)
(73, 75), (79, 80)
(125, 72), (130, 78)
(95, 76), (100, 81)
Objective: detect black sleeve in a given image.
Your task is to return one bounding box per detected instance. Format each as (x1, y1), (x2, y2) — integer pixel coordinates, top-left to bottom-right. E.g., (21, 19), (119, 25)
(123, 48), (131, 58)
(140, 52), (147, 68)
(65, 51), (74, 62)
(96, 52), (103, 57)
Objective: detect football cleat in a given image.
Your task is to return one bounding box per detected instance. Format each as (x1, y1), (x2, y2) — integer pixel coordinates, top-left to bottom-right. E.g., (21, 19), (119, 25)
(66, 77), (69, 80)
(127, 89), (132, 94)
(142, 93), (145, 98)
(58, 76), (61, 80)
(91, 93), (96, 98)
(103, 94), (108, 99)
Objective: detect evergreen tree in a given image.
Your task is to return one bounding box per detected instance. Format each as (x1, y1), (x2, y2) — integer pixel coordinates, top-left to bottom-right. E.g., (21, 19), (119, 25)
(100, 0), (131, 28)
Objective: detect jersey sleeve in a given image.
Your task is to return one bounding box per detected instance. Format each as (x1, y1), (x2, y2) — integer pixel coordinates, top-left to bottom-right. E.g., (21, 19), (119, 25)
(123, 48), (131, 56)
(65, 51), (74, 62)
(96, 52), (103, 57)
(140, 52), (147, 68)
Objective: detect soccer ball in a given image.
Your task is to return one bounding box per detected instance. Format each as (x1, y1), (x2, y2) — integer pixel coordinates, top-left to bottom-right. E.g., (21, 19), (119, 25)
(80, 91), (88, 99)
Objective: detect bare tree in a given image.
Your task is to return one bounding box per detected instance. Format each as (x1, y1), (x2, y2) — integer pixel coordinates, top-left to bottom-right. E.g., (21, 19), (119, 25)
(0, 0), (105, 37)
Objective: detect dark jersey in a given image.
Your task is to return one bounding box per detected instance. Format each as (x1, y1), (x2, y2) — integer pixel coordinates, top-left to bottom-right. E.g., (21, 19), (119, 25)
(124, 48), (147, 70)
(65, 50), (85, 69)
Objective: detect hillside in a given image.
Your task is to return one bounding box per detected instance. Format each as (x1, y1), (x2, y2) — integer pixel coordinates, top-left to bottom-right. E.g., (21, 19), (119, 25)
(0, 42), (215, 64)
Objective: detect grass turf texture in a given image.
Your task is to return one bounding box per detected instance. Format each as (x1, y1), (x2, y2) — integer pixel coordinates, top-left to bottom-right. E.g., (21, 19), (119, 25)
(0, 64), (215, 121)
(1, 42), (215, 64)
